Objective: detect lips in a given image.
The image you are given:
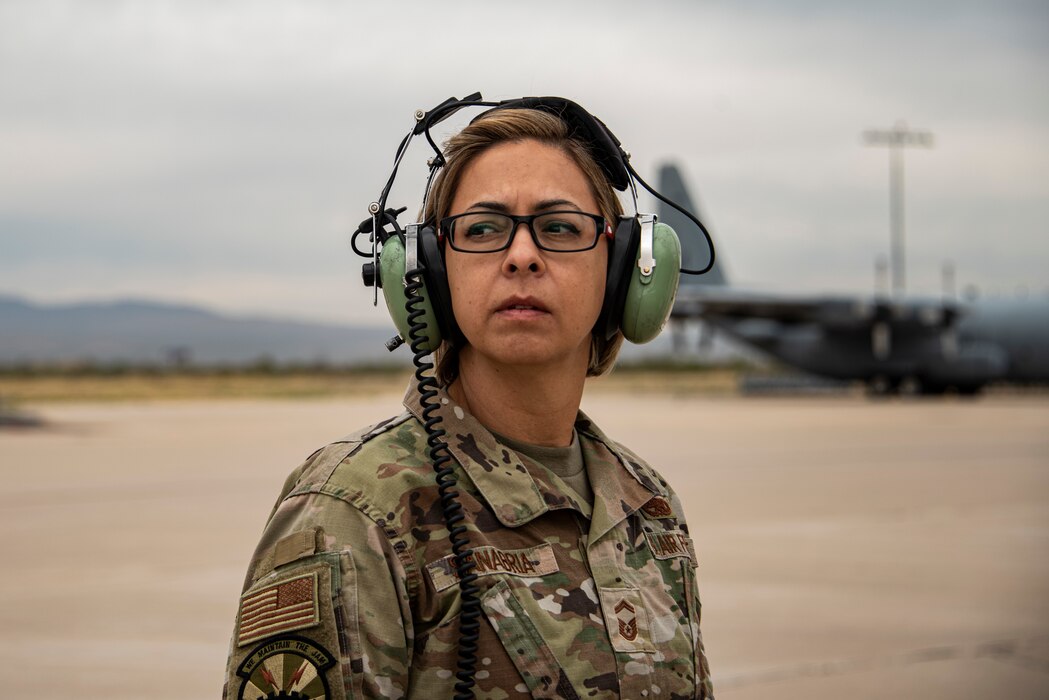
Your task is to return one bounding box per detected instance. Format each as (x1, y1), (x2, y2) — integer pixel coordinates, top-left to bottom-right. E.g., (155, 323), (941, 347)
(495, 296), (549, 315)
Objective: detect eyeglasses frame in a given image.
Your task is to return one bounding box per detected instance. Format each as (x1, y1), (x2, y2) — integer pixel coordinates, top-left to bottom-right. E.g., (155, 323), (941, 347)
(438, 210), (613, 253)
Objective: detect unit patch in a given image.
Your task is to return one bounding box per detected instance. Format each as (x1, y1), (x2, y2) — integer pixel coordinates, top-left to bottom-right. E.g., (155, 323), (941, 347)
(641, 495), (675, 518)
(645, 530), (697, 565)
(236, 635), (335, 699)
(426, 543), (559, 592)
(237, 572), (320, 647)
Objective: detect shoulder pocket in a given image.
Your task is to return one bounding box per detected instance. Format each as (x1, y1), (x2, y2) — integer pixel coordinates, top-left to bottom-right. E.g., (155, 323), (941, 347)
(228, 553), (350, 700)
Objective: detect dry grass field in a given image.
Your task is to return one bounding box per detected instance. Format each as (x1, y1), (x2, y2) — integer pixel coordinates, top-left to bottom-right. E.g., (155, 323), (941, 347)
(1, 375), (1046, 698)
(0, 368), (418, 403)
(0, 365), (746, 404)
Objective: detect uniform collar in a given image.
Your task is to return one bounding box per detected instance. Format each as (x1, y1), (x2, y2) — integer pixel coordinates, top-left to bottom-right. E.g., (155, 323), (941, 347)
(402, 380), (658, 536)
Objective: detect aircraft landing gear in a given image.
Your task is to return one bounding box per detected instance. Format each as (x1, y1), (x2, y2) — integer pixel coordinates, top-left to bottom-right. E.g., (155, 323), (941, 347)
(866, 375), (899, 396)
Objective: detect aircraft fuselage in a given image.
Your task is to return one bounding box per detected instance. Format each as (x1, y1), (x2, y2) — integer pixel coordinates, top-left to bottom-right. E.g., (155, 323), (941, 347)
(706, 297), (1049, 392)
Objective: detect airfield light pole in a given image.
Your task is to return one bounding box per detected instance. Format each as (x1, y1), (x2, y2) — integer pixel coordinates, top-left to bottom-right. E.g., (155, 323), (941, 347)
(863, 122), (933, 298)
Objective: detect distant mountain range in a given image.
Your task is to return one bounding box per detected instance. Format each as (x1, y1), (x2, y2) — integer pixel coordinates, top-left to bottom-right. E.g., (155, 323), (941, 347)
(0, 294), (749, 367)
(0, 295), (407, 366)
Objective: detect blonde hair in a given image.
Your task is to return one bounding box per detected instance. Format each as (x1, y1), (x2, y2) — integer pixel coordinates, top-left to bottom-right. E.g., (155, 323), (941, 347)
(423, 108), (625, 385)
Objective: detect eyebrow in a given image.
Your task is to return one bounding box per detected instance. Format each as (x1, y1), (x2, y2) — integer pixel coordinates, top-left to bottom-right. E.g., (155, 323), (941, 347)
(465, 198), (581, 213)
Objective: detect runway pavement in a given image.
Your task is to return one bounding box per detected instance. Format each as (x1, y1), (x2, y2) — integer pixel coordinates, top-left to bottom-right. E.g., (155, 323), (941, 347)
(1, 391), (1046, 698)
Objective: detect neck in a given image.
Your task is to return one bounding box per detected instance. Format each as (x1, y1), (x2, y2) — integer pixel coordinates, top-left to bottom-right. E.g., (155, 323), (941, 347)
(448, 347), (588, 447)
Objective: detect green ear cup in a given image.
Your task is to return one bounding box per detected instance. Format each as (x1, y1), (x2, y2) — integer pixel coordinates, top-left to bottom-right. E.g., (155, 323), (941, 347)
(620, 222), (681, 344)
(379, 236), (444, 353)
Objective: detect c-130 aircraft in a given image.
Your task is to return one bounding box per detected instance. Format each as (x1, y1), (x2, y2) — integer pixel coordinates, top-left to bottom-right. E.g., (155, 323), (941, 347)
(661, 164), (1049, 395)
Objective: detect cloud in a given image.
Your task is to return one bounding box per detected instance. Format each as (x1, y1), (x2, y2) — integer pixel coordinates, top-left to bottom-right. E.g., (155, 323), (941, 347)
(1, 0), (1047, 324)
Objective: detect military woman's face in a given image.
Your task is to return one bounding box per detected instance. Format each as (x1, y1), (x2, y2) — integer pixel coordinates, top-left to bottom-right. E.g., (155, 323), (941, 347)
(444, 139), (608, 375)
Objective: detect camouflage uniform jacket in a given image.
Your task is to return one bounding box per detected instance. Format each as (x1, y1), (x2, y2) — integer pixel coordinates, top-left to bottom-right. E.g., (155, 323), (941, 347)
(224, 382), (714, 699)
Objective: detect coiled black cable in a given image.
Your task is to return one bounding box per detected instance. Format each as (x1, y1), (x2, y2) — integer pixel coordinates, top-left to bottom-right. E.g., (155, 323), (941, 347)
(403, 270), (481, 699)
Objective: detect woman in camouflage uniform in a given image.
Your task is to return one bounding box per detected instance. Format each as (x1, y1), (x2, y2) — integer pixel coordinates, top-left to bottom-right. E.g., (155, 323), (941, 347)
(224, 102), (713, 699)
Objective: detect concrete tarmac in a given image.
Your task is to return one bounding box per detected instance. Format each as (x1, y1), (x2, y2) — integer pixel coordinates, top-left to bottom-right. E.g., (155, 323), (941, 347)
(1, 391), (1047, 698)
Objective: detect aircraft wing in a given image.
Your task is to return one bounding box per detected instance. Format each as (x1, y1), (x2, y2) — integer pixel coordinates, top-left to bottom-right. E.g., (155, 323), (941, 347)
(672, 287), (963, 332)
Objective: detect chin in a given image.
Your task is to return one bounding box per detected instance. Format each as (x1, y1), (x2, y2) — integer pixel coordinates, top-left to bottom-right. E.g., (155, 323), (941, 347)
(467, 336), (589, 372)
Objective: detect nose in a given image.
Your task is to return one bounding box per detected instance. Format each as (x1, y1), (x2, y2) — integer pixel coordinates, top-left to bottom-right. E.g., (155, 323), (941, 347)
(502, 221), (545, 274)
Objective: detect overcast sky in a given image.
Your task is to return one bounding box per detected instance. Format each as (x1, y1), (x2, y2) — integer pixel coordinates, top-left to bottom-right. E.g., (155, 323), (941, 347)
(2, 0), (1047, 326)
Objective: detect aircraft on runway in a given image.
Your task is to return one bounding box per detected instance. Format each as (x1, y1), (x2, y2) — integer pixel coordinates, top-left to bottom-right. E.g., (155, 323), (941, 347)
(662, 164), (1049, 394)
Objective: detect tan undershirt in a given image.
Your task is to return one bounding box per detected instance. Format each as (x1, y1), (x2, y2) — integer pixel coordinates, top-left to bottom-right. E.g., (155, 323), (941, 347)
(491, 428), (594, 509)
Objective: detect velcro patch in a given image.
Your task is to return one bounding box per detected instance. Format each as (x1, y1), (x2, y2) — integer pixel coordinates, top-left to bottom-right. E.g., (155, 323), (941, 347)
(645, 530), (697, 565)
(273, 528), (319, 568)
(237, 572), (320, 647)
(641, 495), (675, 518)
(426, 543), (559, 592)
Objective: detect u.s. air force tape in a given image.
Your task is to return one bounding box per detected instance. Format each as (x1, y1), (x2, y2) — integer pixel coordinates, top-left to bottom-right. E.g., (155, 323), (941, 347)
(425, 543), (559, 592)
(236, 634), (335, 700)
(645, 530), (697, 564)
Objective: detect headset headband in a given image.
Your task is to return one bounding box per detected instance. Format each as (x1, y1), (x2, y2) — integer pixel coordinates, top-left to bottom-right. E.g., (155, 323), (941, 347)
(409, 94), (629, 193)
(468, 97), (631, 191)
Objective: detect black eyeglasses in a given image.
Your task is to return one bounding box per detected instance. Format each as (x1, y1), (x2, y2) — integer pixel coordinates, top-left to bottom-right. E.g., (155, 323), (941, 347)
(440, 210), (609, 253)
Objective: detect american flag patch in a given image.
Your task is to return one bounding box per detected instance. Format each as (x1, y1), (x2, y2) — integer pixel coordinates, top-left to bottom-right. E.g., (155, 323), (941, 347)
(237, 572), (320, 647)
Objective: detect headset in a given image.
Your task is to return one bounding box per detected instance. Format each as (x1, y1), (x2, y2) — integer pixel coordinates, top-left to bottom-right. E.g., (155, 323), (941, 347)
(354, 93), (716, 352)
(350, 93), (715, 698)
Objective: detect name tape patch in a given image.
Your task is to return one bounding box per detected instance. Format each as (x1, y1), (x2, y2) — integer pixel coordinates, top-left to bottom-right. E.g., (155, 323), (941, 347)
(237, 572), (320, 647)
(645, 530), (697, 565)
(426, 543), (559, 592)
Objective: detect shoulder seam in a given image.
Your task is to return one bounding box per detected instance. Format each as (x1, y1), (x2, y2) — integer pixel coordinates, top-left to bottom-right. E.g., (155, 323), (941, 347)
(285, 434), (424, 597)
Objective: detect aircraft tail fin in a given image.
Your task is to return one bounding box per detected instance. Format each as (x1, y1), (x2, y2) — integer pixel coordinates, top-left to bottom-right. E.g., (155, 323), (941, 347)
(657, 163), (727, 287)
